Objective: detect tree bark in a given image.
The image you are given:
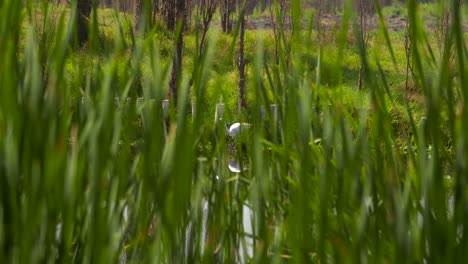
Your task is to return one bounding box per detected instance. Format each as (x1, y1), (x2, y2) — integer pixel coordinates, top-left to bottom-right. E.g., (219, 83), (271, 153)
(169, 0), (186, 103)
(197, 0), (219, 56)
(134, 0), (154, 35)
(238, 1), (246, 110)
(220, 0), (233, 33)
(161, 0), (176, 30)
(314, 0), (323, 33)
(152, 0), (159, 24)
(134, 0), (142, 34)
(77, 0), (92, 45)
(404, 17), (412, 91)
(356, 0), (373, 90)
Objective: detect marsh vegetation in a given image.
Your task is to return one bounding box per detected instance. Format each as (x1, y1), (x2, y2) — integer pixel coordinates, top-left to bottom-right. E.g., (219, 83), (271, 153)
(0, 0), (467, 263)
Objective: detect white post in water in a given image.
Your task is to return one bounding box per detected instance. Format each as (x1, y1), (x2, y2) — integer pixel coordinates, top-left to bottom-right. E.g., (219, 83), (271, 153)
(126, 98), (132, 105)
(78, 97), (84, 118)
(260, 105), (266, 120)
(125, 98), (133, 116)
(79, 97), (89, 117)
(192, 102), (196, 120)
(270, 104), (278, 142)
(162, 99), (169, 118)
(239, 204), (254, 261)
(215, 103), (224, 123)
(80, 97), (89, 111)
(270, 104), (278, 122)
(214, 104), (225, 179)
(137, 97), (144, 109)
(137, 98), (146, 130)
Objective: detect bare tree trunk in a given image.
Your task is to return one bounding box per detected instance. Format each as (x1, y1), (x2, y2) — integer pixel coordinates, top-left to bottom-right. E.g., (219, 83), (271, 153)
(270, 0), (289, 65)
(197, 0), (219, 56)
(184, 0), (193, 30)
(152, 0), (159, 24)
(187, 0), (219, 90)
(134, 0), (142, 34)
(404, 16), (412, 91)
(77, 0), (92, 45)
(238, 1), (246, 110)
(161, 0), (176, 30)
(315, 0), (323, 33)
(356, 0), (373, 90)
(169, 0), (186, 103)
(220, 0), (233, 33)
(134, 0), (154, 35)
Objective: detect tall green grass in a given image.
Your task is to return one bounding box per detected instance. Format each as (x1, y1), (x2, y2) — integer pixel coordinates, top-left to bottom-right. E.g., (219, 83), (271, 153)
(0, 0), (467, 263)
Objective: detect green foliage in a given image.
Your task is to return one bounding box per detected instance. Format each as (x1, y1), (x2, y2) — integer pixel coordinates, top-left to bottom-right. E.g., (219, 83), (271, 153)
(0, 0), (467, 263)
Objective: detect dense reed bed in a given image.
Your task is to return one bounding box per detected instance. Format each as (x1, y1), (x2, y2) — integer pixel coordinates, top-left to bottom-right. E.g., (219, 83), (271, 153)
(0, 0), (467, 262)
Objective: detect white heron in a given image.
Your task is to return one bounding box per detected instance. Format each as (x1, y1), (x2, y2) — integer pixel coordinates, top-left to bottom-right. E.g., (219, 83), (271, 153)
(225, 122), (251, 137)
(228, 160), (248, 173)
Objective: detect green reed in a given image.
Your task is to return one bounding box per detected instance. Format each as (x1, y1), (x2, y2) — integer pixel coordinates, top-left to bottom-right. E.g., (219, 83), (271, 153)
(0, 0), (467, 263)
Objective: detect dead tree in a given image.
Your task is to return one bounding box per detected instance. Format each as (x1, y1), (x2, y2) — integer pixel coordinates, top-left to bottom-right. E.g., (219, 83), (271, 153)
(152, 0), (159, 23)
(184, 0), (219, 94)
(220, 0), (234, 33)
(160, 0), (176, 30)
(434, 0), (464, 61)
(238, 0), (246, 110)
(77, 0), (92, 45)
(270, 0), (291, 65)
(356, 0), (373, 90)
(169, 0), (186, 103)
(184, 0), (194, 30)
(314, 0), (324, 34)
(134, 0), (153, 34)
(196, 0), (219, 57)
(134, 0), (142, 33)
(435, 1), (450, 55)
(404, 14), (413, 91)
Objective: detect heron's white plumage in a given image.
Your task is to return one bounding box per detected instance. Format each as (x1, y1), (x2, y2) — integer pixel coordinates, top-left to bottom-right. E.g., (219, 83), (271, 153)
(228, 160), (247, 173)
(227, 122), (250, 137)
